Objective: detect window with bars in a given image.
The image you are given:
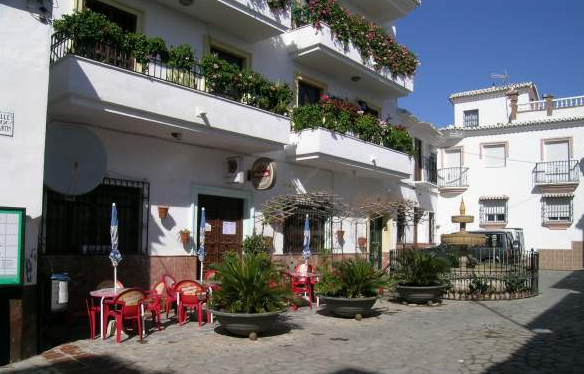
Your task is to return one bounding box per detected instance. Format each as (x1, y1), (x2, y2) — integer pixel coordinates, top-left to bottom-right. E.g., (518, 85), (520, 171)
(40, 178), (149, 255)
(542, 197), (573, 223)
(463, 109), (479, 127)
(283, 207), (326, 254)
(480, 200), (508, 224)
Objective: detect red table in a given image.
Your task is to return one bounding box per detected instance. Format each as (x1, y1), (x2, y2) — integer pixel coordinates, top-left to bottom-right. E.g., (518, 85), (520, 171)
(90, 287), (124, 340)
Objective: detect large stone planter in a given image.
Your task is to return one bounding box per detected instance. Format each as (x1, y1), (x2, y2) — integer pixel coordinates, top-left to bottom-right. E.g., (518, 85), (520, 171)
(208, 309), (283, 339)
(395, 285), (445, 304)
(320, 296), (377, 318)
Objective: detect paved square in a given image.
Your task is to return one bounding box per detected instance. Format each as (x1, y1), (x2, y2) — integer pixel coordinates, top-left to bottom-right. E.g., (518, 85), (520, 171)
(2, 270), (582, 374)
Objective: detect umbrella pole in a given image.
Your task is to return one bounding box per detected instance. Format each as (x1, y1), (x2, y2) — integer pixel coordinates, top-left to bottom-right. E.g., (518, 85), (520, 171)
(199, 260), (203, 283)
(114, 265), (117, 293)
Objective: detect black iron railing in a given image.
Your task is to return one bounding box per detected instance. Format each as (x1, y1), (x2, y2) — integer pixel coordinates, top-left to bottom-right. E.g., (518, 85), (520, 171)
(532, 160), (580, 185)
(390, 247), (539, 299)
(51, 33), (205, 99)
(437, 167), (469, 188)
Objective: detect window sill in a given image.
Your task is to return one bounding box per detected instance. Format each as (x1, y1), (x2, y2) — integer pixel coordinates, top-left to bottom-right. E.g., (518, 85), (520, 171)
(542, 222), (572, 230)
(479, 223), (507, 229)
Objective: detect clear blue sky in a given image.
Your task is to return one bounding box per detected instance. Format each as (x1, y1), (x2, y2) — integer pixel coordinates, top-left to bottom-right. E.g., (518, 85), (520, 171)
(396, 0), (584, 127)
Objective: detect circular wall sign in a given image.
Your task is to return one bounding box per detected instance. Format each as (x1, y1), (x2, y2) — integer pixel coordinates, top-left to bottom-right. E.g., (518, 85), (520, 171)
(251, 158), (276, 190)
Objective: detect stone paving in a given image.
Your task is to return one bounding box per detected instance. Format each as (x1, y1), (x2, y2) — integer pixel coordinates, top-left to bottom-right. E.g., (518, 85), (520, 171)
(2, 270), (583, 374)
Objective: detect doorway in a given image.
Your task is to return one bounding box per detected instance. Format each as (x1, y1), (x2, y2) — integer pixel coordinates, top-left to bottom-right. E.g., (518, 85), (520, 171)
(198, 195), (244, 269)
(369, 217), (383, 270)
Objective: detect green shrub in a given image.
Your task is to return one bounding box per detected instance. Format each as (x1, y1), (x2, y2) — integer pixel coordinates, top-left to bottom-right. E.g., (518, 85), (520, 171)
(504, 274), (527, 293)
(315, 259), (389, 298)
(53, 10), (124, 47)
(242, 234), (270, 255)
(209, 252), (290, 313)
(394, 250), (450, 287)
(168, 44), (195, 70)
(469, 274), (495, 295)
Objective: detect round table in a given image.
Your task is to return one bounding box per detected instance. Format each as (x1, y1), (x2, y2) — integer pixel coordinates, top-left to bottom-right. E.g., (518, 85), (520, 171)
(89, 288), (125, 340)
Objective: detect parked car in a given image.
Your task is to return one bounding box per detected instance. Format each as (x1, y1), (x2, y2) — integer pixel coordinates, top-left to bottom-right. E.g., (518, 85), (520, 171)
(468, 230), (521, 263)
(501, 228), (525, 252)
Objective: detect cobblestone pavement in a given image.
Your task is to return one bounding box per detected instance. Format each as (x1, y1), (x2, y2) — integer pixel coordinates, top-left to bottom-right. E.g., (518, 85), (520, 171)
(2, 270), (583, 374)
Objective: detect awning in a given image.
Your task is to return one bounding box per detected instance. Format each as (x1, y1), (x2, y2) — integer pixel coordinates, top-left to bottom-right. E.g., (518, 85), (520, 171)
(478, 195), (509, 201)
(542, 193), (574, 198)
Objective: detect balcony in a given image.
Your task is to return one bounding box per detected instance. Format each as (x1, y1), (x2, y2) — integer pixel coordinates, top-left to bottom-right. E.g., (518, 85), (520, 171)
(532, 160), (580, 191)
(287, 129), (412, 180)
(284, 25), (413, 98)
(154, 0), (291, 42)
(48, 40), (290, 154)
(437, 167), (469, 192)
(516, 95), (584, 122)
(338, 0), (420, 22)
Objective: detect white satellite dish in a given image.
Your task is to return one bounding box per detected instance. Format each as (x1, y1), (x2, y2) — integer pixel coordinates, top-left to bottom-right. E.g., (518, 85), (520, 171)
(44, 124), (107, 196)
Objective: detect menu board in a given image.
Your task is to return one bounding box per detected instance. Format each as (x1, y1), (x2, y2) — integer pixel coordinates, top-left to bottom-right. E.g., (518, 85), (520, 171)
(0, 207), (25, 286)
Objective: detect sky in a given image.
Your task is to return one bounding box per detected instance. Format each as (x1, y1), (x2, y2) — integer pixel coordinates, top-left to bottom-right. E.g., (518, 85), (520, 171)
(396, 0), (584, 127)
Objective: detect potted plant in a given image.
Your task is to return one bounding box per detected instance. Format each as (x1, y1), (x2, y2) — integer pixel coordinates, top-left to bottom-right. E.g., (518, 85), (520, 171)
(357, 237), (367, 248)
(208, 252), (290, 340)
(394, 250), (451, 304)
(158, 205), (169, 219)
(315, 259), (389, 320)
(178, 229), (191, 245)
(242, 233), (270, 255)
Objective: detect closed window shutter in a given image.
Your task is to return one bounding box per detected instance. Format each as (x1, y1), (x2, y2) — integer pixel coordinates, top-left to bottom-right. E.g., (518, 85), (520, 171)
(544, 141), (569, 161)
(483, 144), (506, 167)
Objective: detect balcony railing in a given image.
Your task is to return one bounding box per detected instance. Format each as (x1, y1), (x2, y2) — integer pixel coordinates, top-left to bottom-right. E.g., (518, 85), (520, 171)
(437, 167), (469, 189)
(532, 160), (580, 185)
(517, 95), (584, 113)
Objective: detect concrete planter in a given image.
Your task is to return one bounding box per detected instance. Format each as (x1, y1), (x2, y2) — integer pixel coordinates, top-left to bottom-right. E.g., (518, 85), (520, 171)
(320, 296), (377, 318)
(395, 285), (445, 304)
(208, 309), (283, 339)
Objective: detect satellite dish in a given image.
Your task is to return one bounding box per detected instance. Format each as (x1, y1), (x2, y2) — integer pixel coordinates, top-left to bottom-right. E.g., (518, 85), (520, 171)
(44, 124), (107, 196)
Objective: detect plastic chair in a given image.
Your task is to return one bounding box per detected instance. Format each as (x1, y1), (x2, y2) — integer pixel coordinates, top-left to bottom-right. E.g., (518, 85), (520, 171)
(85, 298), (100, 339)
(291, 268), (314, 310)
(294, 263), (314, 275)
(203, 270), (217, 281)
(104, 288), (146, 343)
(96, 280), (124, 290)
(142, 281), (164, 333)
(174, 280), (210, 328)
(162, 274), (177, 318)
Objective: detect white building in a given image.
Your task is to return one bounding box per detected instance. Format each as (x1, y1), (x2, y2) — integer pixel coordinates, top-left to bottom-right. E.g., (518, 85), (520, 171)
(1, 0), (437, 360)
(437, 82), (584, 271)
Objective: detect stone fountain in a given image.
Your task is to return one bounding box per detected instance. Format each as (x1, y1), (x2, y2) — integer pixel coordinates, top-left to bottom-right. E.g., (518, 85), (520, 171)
(441, 199), (486, 269)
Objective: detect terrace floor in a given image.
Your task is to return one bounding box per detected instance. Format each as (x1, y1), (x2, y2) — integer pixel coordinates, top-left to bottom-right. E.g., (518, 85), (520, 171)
(2, 270), (583, 374)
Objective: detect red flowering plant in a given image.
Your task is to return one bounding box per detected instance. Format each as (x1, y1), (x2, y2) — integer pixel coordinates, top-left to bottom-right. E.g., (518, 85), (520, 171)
(292, 0), (418, 77)
(267, 0), (293, 10)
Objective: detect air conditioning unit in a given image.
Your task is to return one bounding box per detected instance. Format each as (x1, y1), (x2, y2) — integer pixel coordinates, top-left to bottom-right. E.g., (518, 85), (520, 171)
(224, 156), (244, 184)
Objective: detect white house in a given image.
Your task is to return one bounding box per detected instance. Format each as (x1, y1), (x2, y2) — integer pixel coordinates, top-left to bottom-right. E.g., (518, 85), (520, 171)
(1, 0), (432, 361)
(437, 82), (584, 271)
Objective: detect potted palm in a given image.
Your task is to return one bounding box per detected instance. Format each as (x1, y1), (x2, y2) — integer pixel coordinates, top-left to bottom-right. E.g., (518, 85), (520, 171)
(208, 252), (290, 340)
(394, 250), (451, 304)
(316, 259), (389, 320)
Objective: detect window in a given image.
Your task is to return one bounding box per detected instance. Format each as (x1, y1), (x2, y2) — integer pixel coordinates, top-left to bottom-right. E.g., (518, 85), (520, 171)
(414, 138), (422, 181)
(444, 148), (462, 168)
(480, 199), (508, 224)
(357, 100), (379, 118)
(543, 139), (570, 162)
(463, 109), (479, 127)
(84, 0), (137, 32)
(426, 152), (438, 184)
(298, 80), (323, 106)
(210, 46), (245, 70)
(283, 208), (326, 254)
(41, 178), (149, 255)
(542, 196), (573, 224)
(482, 143), (506, 168)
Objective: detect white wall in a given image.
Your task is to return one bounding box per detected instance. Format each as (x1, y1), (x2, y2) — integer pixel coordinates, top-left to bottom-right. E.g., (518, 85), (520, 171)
(437, 122), (584, 252)
(0, 1), (52, 285)
(452, 90), (532, 127)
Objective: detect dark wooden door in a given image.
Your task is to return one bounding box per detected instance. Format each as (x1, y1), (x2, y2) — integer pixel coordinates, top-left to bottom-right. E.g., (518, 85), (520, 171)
(198, 195), (243, 270)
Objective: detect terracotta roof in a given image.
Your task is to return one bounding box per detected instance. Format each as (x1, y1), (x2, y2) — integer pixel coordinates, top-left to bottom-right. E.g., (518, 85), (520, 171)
(449, 82), (536, 101)
(442, 116), (584, 132)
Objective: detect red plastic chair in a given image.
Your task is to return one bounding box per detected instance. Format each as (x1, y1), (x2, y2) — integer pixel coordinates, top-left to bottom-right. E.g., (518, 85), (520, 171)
(142, 281), (164, 333)
(204, 270), (217, 281)
(104, 289), (146, 343)
(175, 280), (210, 328)
(85, 298), (100, 340)
(162, 274), (177, 318)
(291, 265), (314, 310)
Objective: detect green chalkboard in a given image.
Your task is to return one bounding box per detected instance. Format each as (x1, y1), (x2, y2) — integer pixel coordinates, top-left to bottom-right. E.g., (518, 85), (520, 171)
(0, 207), (25, 286)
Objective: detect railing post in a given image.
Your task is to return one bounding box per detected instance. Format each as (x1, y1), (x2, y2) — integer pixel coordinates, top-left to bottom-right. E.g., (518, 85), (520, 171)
(507, 89), (519, 121)
(543, 94), (554, 116)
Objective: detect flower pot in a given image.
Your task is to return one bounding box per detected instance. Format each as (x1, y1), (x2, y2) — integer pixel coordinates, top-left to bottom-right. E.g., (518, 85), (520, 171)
(319, 296), (377, 318)
(357, 237), (367, 248)
(208, 309), (283, 339)
(158, 206), (169, 219)
(395, 285), (445, 304)
(336, 230), (345, 242)
(179, 232), (190, 245)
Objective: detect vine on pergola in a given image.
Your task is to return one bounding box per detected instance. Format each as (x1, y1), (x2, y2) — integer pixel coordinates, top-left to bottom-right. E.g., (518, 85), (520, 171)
(352, 194), (428, 224)
(258, 191), (349, 227)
